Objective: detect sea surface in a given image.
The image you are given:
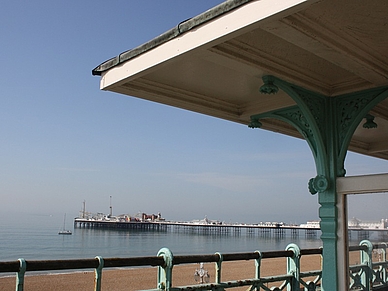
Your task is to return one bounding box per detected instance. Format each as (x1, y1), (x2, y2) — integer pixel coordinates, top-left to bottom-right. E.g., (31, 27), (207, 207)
(2, 212), (381, 265)
(0, 213), (326, 263)
(2, 212), (382, 280)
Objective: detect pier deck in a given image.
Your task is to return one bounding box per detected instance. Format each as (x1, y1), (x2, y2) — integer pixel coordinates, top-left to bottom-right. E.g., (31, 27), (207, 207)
(74, 218), (388, 240)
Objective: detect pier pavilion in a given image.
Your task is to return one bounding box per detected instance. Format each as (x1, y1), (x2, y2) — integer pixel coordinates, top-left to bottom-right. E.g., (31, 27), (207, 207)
(92, 1), (388, 290)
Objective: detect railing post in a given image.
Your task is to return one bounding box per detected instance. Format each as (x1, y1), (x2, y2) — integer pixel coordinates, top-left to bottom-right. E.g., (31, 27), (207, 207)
(254, 250), (262, 291)
(360, 240), (373, 291)
(215, 252), (223, 284)
(94, 256), (104, 291)
(254, 250), (262, 280)
(286, 243), (301, 291)
(157, 248), (173, 291)
(381, 242), (387, 284)
(16, 258), (26, 291)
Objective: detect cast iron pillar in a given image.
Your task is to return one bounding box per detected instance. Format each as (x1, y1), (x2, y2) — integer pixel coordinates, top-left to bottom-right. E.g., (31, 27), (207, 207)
(249, 75), (388, 291)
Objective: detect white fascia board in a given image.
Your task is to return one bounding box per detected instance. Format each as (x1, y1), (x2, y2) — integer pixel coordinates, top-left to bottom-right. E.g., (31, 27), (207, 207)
(100, 0), (316, 91)
(337, 173), (388, 195)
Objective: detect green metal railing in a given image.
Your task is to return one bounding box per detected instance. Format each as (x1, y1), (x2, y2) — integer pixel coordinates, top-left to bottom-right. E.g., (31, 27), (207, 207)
(1, 240), (387, 291)
(349, 240), (388, 291)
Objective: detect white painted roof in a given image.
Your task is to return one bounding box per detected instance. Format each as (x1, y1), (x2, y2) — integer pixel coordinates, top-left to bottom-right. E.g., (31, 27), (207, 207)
(93, 0), (388, 160)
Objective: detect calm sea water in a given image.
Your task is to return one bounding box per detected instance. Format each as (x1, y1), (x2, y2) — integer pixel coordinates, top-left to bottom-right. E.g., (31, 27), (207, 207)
(0, 213), (325, 263)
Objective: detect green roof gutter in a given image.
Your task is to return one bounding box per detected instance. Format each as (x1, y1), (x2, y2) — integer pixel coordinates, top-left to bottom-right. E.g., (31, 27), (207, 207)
(92, 0), (252, 76)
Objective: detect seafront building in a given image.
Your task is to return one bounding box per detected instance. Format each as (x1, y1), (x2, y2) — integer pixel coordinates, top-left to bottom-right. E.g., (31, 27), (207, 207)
(91, 1), (388, 290)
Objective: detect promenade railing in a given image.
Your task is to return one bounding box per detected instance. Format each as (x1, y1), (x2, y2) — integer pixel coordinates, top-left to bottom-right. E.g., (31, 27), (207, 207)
(349, 240), (388, 291)
(1, 240), (387, 291)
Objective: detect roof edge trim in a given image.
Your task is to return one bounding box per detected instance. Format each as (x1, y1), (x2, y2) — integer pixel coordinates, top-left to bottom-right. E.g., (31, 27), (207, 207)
(92, 0), (252, 76)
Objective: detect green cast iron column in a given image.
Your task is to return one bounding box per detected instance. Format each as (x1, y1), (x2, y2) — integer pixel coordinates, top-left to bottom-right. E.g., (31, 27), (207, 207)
(249, 76), (388, 290)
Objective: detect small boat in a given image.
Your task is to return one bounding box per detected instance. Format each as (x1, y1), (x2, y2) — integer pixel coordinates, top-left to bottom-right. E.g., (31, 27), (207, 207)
(58, 213), (72, 235)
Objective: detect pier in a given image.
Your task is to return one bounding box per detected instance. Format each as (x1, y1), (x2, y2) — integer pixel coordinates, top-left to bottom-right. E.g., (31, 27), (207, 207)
(74, 218), (388, 240)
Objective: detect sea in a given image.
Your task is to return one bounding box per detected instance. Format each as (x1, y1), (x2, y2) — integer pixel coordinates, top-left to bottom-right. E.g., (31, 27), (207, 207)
(0, 213), (326, 264)
(1, 212), (382, 280)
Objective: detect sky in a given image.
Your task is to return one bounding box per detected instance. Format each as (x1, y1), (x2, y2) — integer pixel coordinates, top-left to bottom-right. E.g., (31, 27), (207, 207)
(1, 1), (387, 225)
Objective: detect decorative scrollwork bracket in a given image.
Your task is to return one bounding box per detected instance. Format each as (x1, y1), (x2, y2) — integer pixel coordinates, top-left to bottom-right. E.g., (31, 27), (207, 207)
(308, 175), (329, 195)
(259, 75), (279, 94)
(248, 117), (262, 129)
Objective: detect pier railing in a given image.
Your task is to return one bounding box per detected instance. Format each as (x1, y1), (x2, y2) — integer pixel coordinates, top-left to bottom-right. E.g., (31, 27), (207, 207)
(1, 240), (388, 291)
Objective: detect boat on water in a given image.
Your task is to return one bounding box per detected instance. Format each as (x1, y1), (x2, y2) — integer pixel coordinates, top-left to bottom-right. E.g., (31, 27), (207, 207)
(58, 213), (72, 235)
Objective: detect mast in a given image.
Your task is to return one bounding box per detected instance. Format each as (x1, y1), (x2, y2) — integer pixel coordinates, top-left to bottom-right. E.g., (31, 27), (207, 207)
(63, 213), (66, 230)
(82, 200), (86, 219)
(109, 196), (112, 217)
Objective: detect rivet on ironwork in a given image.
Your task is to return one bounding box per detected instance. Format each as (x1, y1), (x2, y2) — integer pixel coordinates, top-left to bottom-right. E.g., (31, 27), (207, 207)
(259, 76), (279, 94)
(248, 118), (262, 129)
(363, 114), (377, 129)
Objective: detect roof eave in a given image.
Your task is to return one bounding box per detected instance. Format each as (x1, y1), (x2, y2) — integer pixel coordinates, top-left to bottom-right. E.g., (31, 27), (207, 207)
(92, 0), (252, 76)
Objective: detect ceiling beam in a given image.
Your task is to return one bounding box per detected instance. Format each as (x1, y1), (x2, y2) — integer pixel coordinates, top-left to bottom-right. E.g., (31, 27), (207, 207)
(261, 13), (388, 88)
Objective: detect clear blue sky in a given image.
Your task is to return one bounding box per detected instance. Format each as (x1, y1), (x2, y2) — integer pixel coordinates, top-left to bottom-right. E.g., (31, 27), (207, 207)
(1, 1), (387, 224)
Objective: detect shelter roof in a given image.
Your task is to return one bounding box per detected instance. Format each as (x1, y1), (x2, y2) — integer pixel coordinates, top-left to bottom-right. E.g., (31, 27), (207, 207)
(93, 0), (388, 160)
